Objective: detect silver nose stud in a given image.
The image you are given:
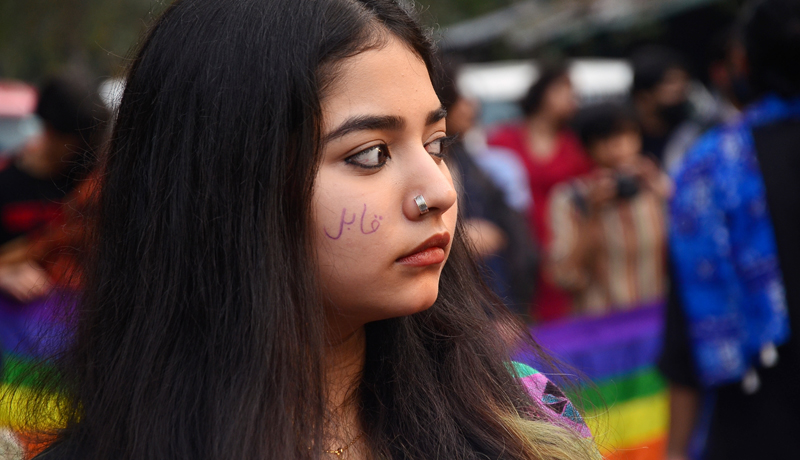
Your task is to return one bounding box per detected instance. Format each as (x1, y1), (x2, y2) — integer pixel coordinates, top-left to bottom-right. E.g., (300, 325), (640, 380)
(414, 195), (429, 215)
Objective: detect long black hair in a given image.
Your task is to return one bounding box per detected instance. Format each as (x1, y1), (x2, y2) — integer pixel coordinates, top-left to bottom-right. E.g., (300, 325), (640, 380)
(22, 1), (598, 459)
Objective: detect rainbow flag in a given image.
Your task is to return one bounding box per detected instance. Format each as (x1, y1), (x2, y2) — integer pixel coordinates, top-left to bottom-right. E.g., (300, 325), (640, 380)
(518, 302), (668, 460)
(1, 293), (67, 455)
(3, 294), (669, 458)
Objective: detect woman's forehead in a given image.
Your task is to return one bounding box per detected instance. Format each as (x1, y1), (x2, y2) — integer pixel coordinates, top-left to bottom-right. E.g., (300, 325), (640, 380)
(320, 38), (439, 133)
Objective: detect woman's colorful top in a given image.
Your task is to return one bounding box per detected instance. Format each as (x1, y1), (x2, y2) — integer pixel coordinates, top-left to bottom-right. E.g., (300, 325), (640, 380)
(512, 362), (592, 438)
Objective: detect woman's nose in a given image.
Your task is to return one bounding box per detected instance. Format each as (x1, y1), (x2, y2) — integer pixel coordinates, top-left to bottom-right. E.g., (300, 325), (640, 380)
(402, 152), (457, 221)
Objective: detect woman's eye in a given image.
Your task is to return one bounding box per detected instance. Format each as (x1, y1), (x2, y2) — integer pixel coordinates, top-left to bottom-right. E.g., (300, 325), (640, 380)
(345, 144), (390, 169)
(425, 135), (457, 158)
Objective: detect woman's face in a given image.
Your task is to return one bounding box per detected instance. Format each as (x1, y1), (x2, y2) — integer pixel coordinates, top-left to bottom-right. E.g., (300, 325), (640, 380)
(590, 129), (642, 169)
(542, 75), (577, 122)
(314, 37), (458, 335)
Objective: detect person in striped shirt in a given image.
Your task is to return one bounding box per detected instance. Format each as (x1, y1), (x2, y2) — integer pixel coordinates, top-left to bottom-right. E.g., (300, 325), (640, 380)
(547, 104), (672, 315)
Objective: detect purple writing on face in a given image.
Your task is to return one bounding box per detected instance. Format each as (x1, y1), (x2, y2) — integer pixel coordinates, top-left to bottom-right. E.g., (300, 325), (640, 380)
(324, 203), (383, 240)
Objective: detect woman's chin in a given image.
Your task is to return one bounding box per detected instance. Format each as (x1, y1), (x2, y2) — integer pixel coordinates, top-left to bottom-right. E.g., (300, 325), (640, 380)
(365, 289), (440, 323)
(390, 286), (440, 318)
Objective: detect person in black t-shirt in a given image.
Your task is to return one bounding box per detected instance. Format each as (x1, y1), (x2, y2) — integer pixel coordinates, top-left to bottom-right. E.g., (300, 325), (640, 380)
(0, 70), (108, 301)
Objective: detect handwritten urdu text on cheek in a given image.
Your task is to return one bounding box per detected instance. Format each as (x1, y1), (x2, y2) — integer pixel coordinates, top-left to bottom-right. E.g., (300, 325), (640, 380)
(324, 204), (383, 240)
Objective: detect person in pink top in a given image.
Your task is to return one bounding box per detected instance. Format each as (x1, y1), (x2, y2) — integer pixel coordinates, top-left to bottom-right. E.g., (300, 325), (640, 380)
(489, 64), (594, 322)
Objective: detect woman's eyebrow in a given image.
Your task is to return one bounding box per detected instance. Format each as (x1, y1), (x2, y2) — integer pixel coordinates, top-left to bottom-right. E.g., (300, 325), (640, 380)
(426, 106), (448, 126)
(324, 115), (404, 142)
(324, 106), (448, 143)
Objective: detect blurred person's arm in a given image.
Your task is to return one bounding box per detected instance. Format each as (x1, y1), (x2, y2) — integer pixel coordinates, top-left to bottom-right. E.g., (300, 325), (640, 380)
(0, 236), (52, 302)
(666, 384), (700, 460)
(465, 218), (507, 258)
(633, 155), (674, 199)
(0, 235), (32, 265)
(0, 173), (97, 300)
(659, 259), (702, 460)
(0, 260), (51, 302)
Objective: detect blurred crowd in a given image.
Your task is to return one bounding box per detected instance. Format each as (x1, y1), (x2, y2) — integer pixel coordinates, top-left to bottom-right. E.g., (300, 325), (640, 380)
(441, 1), (800, 458)
(1, 0), (799, 459)
(446, 42), (714, 322)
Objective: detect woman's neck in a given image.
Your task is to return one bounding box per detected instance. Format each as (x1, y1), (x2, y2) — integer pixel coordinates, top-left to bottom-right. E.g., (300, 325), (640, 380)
(323, 326), (367, 457)
(525, 114), (561, 159)
(325, 326), (366, 410)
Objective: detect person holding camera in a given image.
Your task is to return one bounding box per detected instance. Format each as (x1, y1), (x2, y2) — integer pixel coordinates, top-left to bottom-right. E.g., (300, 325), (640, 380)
(546, 104), (671, 315)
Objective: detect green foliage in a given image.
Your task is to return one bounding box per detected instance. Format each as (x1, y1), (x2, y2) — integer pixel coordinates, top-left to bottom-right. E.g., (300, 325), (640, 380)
(0, 0), (509, 82)
(0, 0), (168, 82)
(417, 0), (516, 27)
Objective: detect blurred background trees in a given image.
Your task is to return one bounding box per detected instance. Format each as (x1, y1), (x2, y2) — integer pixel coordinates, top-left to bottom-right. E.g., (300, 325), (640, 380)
(0, 0), (515, 82)
(0, 0), (168, 81)
(0, 0), (745, 83)
(421, 0), (515, 27)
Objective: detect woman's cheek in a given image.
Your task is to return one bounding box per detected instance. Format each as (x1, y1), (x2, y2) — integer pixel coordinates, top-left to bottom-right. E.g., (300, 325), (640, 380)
(315, 198), (395, 308)
(318, 201), (386, 242)
(314, 195), (393, 280)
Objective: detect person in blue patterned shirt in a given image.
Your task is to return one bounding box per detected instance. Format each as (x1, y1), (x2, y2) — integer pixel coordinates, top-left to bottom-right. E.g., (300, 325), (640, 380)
(660, 1), (800, 459)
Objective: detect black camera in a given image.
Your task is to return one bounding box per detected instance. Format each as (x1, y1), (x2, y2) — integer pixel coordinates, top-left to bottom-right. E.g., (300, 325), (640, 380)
(615, 174), (640, 199)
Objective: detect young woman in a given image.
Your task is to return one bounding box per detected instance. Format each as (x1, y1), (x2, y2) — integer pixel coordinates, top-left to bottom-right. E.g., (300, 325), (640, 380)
(18, 1), (600, 459)
(488, 65), (594, 322)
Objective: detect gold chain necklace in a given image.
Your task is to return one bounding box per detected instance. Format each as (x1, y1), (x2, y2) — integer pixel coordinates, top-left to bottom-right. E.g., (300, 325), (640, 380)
(323, 432), (364, 457)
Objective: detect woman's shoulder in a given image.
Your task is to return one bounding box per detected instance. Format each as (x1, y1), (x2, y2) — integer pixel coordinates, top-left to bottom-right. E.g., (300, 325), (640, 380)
(511, 362), (592, 438)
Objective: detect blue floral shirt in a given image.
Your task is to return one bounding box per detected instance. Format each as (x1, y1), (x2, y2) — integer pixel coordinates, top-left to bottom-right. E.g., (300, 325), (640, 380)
(669, 95), (800, 387)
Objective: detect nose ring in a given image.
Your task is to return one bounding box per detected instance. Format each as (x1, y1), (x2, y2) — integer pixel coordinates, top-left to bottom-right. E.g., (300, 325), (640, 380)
(414, 195), (429, 215)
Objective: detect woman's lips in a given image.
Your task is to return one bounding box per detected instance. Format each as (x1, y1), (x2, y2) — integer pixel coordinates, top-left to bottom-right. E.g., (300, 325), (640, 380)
(396, 246), (446, 266)
(396, 233), (450, 267)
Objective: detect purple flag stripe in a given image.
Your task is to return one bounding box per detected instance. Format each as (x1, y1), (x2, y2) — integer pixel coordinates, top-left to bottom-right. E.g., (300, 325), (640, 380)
(516, 302), (665, 381)
(0, 293), (68, 358)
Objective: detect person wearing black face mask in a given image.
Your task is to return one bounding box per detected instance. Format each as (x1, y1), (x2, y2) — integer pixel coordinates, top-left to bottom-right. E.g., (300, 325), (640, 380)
(630, 45), (737, 173)
(707, 28), (752, 118)
(629, 46), (693, 165)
